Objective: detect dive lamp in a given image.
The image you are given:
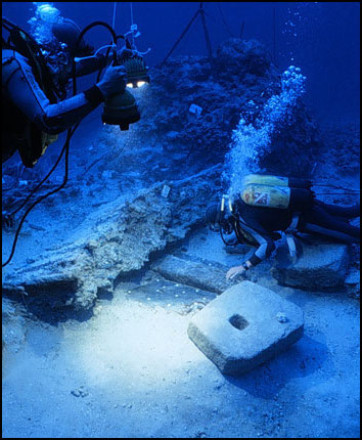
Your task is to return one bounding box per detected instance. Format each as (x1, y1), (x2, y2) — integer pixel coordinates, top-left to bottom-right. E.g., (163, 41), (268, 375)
(101, 54), (150, 131)
(124, 55), (150, 89)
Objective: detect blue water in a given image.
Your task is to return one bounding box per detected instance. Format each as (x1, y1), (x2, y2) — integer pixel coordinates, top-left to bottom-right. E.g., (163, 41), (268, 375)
(3, 2), (360, 122)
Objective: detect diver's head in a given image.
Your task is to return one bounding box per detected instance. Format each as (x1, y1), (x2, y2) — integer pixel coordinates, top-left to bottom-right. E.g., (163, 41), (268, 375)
(29, 4), (92, 83)
(206, 203), (222, 232)
(46, 19), (93, 86)
(51, 18), (92, 57)
(206, 202), (235, 234)
(206, 200), (240, 247)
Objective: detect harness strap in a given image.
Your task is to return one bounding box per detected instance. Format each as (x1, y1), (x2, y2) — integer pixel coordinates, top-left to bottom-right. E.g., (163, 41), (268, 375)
(287, 213), (301, 232)
(285, 234), (297, 258)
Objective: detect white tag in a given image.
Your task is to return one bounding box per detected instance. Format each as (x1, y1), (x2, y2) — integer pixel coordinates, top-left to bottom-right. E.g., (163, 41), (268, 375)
(189, 104), (203, 117)
(161, 185), (171, 199)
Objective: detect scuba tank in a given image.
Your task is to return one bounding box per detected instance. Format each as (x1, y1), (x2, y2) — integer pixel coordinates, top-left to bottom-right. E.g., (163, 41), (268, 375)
(240, 174), (314, 211)
(241, 174), (312, 189)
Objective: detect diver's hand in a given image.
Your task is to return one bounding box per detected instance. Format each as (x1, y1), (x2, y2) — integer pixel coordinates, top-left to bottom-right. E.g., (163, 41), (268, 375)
(96, 64), (127, 99)
(226, 265), (246, 281)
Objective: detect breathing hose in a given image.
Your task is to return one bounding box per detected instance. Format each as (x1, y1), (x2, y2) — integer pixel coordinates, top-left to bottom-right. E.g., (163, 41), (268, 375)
(2, 127), (75, 268)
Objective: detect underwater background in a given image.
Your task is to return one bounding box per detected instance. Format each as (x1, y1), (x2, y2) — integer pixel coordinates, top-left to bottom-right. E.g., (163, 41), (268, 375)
(3, 2), (360, 122)
(2, 2), (360, 439)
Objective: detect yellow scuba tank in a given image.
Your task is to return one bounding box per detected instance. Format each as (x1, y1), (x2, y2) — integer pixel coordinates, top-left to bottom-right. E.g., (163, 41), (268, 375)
(240, 174), (314, 210)
(241, 184), (291, 209)
(242, 174), (312, 189)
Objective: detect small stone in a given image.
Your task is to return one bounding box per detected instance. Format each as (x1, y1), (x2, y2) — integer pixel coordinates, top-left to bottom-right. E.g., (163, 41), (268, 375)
(87, 240), (98, 250)
(161, 185), (171, 199)
(71, 387), (89, 398)
(71, 390), (81, 398)
(276, 312), (289, 323)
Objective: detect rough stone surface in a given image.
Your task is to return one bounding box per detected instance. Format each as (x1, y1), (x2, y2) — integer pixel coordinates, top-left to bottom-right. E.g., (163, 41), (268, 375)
(152, 255), (229, 294)
(345, 268), (360, 299)
(126, 273), (217, 315)
(188, 281), (304, 376)
(2, 166), (221, 314)
(2, 38), (327, 315)
(271, 238), (350, 291)
(138, 39), (322, 176)
(2, 298), (28, 358)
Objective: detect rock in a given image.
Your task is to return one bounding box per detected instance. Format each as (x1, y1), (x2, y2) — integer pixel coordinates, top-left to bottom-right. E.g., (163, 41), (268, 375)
(152, 255), (229, 294)
(215, 39), (272, 80)
(271, 239), (350, 291)
(224, 244), (251, 255)
(2, 166), (221, 314)
(71, 387), (89, 398)
(188, 281), (304, 376)
(127, 276), (216, 314)
(2, 298), (28, 368)
(345, 269), (360, 299)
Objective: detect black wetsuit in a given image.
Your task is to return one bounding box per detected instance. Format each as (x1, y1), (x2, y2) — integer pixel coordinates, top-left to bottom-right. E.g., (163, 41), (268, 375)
(233, 199), (360, 267)
(2, 48), (106, 166)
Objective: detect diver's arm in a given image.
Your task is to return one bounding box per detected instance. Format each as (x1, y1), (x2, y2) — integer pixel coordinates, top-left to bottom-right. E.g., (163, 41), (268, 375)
(74, 53), (108, 77)
(226, 223), (276, 280)
(3, 51), (104, 134)
(74, 46), (132, 77)
(241, 222), (276, 267)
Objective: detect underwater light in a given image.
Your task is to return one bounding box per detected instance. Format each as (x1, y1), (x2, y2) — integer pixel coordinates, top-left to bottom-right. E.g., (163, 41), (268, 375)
(102, 54), (150, 130)
(126, 79), (148, 89)
(102, 89), (141, 131)
(123, 55), (150, 89)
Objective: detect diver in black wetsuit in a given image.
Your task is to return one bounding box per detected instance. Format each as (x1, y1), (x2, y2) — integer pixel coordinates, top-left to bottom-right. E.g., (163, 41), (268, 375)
(206, 185), (360, 281)
(2, 16), (128, 168)
(1, 13), (134, 231)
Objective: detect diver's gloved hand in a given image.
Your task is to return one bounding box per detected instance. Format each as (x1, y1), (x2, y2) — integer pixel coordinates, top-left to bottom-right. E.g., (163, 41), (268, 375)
(96, 64), (127, 99)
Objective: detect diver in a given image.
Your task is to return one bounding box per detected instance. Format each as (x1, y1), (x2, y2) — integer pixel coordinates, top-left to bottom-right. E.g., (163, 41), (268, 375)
(206, 174), (360, 281)
(2, 15), (129, 168)
(2, 6), (150, 267)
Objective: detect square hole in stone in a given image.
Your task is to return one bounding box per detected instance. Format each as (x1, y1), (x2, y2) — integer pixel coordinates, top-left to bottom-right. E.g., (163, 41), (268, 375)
(229, 314), (249, 331)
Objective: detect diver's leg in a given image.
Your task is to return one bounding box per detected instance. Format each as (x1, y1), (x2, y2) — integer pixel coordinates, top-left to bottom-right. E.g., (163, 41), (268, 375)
(315, 200), (360, 219)
(300, 205), (360, 243)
